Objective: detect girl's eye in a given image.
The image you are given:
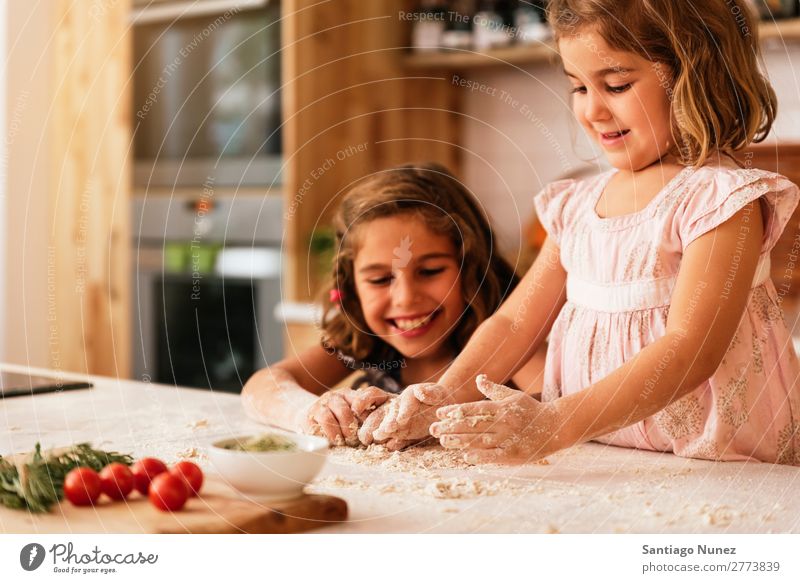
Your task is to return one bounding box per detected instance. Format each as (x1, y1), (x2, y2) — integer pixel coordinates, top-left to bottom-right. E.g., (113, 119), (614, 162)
(607, 83), (632, 94)
(420, 267), (445, 277)
(367, 276), (392, 286)
(570, 86), (587, 94)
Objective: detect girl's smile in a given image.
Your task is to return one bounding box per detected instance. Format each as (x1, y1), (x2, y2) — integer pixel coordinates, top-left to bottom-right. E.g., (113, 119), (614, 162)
(353, 215), (465, 361)
(598, 129), (631, 147)
(387, 308), (442, 337)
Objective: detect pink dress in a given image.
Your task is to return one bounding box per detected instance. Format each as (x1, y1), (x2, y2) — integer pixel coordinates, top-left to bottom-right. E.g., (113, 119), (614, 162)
(533, 159), (800, 464)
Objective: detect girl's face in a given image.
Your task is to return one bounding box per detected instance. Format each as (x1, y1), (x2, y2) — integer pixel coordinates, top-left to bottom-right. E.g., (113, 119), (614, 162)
(352, 214), (465, 361)
(559, 29), (674, 172)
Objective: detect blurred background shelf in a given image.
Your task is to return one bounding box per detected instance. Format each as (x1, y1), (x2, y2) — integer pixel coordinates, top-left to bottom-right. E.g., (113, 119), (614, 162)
(404, 17), (800, 71)
(760, 17), (800, 41)
(403, 41), (555, 70)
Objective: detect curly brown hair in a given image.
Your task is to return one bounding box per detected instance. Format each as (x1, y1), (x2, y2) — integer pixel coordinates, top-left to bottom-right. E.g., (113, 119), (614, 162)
(547, 0), (777, 167)
(319, 162), (518, 364)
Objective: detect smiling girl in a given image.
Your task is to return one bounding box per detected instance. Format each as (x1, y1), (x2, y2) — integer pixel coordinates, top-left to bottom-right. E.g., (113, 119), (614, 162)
(378, 0), (800, 465)
(241, 163), (544, 449)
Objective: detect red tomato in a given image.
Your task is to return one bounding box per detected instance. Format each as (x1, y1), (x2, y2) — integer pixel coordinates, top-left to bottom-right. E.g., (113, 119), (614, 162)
(148, 473), (188, 512)
(131, 457), (168, 495)
(63, 467), (102, 506)
(170, 461), (203, 497)
(99, 463), (134, 500)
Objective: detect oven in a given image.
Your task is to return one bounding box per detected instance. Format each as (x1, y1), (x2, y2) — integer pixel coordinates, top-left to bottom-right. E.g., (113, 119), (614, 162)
(132, 194), (284, 392)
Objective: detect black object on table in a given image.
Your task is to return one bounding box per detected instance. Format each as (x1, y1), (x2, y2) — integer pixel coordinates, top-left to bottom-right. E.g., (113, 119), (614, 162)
(0, 372), (93, 398)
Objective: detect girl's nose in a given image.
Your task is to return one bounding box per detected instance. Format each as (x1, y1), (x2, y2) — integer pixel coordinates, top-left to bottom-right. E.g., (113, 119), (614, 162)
(584, 89), (611, 122)
(391, 273), (418, 307)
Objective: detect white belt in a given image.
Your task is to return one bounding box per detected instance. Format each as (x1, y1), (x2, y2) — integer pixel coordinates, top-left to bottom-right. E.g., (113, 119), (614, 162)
(567, 255), (771, 313)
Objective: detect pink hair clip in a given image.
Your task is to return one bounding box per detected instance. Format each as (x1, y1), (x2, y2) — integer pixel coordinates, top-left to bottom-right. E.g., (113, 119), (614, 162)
(329, 288), (344, 304)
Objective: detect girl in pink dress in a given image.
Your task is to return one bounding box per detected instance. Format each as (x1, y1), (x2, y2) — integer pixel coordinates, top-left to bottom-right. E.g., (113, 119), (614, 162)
(373, 0), (800, 465)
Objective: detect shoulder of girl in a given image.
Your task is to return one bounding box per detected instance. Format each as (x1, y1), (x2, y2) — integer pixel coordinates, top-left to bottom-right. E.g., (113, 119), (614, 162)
(538, 178), (575, 196)
(687, 163), (790, 194)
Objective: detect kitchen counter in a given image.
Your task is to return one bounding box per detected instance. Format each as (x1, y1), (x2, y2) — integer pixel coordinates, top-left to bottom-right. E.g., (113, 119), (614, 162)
(2, 363), (799, 533)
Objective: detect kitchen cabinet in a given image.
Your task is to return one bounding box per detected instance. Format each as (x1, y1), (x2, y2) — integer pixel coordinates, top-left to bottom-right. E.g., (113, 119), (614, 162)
(4, 1), (132, 377)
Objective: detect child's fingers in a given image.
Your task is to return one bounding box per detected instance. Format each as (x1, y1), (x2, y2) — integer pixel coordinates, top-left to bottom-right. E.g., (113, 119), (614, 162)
(371, 397), (402, 441)
(475, 374), (517, 401)
(351, 386), (389, 420)
(371, 419), (393, 443)
(464, 448), (504, 465)
(313, 407), (344, 445)
(358, 407), (386, 446)
(412, 383), (448, 405)
(436, 401), (501, 420)
(439, 433), (500, 450)
(430, 416), (496, 437)
(384, 438), (414, 451)
(327, 394), (360, 446)
(395, 390), (420, 426)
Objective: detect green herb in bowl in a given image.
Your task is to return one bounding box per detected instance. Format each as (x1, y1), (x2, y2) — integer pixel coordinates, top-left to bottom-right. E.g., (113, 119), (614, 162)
(220, 434), (298, 453)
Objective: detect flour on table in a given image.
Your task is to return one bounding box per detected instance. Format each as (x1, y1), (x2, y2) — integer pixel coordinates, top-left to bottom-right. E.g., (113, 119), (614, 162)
(330, 443), (550, 473)
(312, 472), (546, 500)
(698, 504), (741, 527)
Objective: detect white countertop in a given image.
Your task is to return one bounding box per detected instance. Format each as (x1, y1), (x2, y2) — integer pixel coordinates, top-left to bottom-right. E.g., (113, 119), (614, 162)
(2, 363), (799, 533)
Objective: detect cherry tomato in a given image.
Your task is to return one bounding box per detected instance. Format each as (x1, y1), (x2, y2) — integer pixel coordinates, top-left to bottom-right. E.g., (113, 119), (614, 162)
(170, 461), (203, 497)
(148, 473), (188, 512)
(63, 467), (102, 506)
(99, 463), (134, 500)
(131, 457), (168, 495)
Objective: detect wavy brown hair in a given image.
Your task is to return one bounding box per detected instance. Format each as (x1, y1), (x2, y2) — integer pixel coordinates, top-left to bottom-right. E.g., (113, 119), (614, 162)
(547, 0), (777, 167)
(320, 163), (518, 364)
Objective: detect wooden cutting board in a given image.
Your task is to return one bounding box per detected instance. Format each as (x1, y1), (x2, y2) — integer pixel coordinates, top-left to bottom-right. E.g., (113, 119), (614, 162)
(0, 476), (347, 534)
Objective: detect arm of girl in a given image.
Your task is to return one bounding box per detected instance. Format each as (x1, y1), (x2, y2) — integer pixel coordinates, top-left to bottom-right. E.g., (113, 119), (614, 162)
(433, 202), (764, 463)
(371, 236), (568, 445)
(241, 345), (387, 445)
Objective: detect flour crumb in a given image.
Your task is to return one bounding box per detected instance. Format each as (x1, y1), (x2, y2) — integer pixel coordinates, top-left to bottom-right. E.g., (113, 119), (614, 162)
(544, 524), (560, 534)
(699, 504), (735, 527)
(313, 475), (371, 491)
(176, 447), (199, 459)
(186, 419), (209, 429)
(426, 478), (483, 499)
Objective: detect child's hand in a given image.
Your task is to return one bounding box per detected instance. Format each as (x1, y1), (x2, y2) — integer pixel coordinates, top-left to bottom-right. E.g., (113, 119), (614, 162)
(350, 386), (391, 422)
(430, 375), (562, 464)
(357, 397), (417, 450)
(367, 383), (451, 449)
(302, 388), (362, 446)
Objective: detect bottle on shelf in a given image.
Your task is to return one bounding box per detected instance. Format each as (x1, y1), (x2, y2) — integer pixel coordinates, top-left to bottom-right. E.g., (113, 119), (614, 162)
(473, 0), (513, 50)
(412, 0), (449, 51)
(513, 1), (551, 44)
(440, 0), (475, 51)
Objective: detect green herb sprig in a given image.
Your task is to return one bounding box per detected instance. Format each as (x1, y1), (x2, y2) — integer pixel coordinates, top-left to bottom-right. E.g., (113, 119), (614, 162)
(0, 443), (133, 513)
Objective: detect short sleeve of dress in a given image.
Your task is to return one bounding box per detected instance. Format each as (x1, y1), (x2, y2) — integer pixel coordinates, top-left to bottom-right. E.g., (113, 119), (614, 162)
(532, 179), (576, 248)
(679, 168), (800, 254)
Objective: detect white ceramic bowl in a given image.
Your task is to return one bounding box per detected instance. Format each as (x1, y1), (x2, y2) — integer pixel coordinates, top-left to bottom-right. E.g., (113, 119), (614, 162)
(208, 433), (329, 502)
